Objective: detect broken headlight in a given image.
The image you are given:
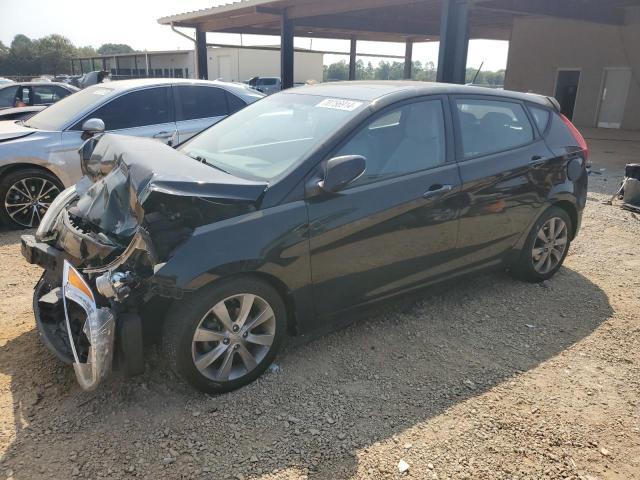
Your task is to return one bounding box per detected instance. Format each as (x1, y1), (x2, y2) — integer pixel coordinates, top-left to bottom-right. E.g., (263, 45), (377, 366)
(35, 185), (78, 241)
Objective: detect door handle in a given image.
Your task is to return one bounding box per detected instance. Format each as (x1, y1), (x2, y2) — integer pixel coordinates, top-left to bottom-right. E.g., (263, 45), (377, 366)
(529, 155), (548, 167)
(153, 131), (176, 146)
(423, 184), (454, 199)
(153, 131), (174, 139)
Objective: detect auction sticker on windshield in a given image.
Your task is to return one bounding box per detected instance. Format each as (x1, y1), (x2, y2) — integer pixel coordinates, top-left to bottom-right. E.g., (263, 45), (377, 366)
(316, 98), (363, 111)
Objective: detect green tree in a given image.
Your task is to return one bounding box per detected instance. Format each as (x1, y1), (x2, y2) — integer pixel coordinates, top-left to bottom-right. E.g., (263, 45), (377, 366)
(324, 60), (349, 81)
(97, 43), (135, 55)
(8, 34), (38, 75)
(76, 45), (97, 58)
(37, 34), (76, 75)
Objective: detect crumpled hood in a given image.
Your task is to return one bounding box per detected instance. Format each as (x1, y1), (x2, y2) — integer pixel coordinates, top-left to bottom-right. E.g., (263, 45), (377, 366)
(0, 120), (36, 142)
(69, 134), (268, 238)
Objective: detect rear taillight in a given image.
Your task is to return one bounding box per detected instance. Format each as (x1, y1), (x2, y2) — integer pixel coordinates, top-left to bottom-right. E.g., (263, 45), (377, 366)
(560, 113), (589, 163)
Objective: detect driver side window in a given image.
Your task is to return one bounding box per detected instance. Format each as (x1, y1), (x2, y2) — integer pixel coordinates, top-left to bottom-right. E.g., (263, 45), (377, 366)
(335, 99), (446, 186)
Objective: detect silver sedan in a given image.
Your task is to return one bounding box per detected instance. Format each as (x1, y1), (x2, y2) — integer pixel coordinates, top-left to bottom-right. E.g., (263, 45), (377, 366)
(0, 78), (264, 228)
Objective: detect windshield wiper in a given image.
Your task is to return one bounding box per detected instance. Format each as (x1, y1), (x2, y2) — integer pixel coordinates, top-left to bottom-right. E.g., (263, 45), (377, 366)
(187, 153), (231, 175)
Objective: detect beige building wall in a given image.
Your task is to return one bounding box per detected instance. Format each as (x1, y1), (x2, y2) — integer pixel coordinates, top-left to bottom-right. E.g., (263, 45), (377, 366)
(207, 47), (323, 84)
(146, 52), (195, 78)
(504, 10), (640, 130)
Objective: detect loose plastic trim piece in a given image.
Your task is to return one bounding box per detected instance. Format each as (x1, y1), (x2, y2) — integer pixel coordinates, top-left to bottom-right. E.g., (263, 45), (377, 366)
(62, 260), (115, 391)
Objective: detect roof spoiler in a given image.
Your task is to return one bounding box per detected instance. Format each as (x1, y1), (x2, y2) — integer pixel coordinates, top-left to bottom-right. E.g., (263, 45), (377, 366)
(546, 96), (561, 112)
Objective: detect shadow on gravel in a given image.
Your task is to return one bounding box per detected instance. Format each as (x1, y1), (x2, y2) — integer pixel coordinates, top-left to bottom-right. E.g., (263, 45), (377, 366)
(0, 227), (28, 248)
(0, 266), (612, 479)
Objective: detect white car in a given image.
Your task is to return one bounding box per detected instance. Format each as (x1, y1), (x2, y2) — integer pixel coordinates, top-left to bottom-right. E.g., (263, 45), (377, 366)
(0, 78), (264, 227)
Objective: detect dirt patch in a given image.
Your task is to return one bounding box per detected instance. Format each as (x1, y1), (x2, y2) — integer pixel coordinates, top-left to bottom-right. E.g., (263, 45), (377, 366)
(0, 145), (639, 479)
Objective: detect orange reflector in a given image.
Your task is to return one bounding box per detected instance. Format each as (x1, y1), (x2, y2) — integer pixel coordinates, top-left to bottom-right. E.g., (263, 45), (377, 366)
(68, 267), (94, 302)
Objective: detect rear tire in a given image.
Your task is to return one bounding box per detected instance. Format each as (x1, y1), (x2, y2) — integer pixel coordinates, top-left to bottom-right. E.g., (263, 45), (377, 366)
(0, 168), (63, 229)
(510, 206), (573, 283)
(162, 276), (286, 394)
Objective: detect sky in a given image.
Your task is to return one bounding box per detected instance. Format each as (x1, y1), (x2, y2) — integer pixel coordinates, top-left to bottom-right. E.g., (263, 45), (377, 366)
(0, 0), (509, 71)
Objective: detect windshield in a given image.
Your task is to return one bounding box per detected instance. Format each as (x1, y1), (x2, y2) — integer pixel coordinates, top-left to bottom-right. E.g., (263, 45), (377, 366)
(179, 93), (368, 182)
(25, 85), (114, 131)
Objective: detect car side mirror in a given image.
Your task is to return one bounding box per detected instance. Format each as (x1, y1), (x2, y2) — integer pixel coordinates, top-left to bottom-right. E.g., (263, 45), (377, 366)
(82, 118), (105, 136)
(319, 155), (366, 193)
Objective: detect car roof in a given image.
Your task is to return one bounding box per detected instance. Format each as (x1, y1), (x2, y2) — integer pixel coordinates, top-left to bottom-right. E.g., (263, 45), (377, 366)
(0, 81), (77, 89)
(97, 78), (251, 91)
(285, 81), (553, 108)
(84, 78), (263, 99)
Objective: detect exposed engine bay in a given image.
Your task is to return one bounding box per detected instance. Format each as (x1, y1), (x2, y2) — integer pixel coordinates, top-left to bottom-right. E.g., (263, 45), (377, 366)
(21, 134), (268, 390)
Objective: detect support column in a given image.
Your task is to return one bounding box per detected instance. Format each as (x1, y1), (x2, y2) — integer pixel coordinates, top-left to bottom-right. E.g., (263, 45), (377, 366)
(280, 12), (294, 89)
(114, 56), (119, 76)
(403, 39), (413, 79)
(195, 29), (208, 79)
(145, 53), (150, 77)
(348, 38), (357, 80)
(133, 55), (138, 77)
(70, 59), (75, 75)
(436, 0), (471, 84)
(101, 57), (106, 72)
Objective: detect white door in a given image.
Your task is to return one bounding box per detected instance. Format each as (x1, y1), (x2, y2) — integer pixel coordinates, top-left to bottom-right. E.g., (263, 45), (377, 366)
(218, 56), (231, 81)
(597, 68), (632, 129)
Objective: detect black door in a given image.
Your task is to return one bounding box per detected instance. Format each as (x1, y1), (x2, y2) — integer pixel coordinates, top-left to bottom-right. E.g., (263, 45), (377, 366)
(555, 70), (581, 120)
(306, 97), (463, 317)
(451, 96), (556, 266)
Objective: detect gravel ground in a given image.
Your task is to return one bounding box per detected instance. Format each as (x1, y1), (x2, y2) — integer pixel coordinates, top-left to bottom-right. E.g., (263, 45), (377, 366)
(0, 138), (639, 480)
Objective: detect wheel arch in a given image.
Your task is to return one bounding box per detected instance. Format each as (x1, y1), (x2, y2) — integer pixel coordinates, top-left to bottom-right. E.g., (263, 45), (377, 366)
(0, 162), (64, 186)
(189, 271), (300, 337)
(551, 200), (578, 240)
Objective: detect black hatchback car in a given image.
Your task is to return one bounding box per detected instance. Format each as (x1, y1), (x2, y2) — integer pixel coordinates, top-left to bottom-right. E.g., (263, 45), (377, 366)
(22, 81), (588, 393)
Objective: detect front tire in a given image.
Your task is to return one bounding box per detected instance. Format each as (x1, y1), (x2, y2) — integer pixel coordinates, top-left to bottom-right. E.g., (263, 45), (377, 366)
(0, 168), (63, 229)
(162, 276), (286, 394)
(510, 206), (573, 283)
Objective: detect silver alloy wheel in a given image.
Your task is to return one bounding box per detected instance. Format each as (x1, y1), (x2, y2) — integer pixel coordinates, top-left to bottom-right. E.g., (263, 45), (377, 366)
(4, 177), (60, 227)
(532, 217), (569, 275)
(191, 293), (276, 382)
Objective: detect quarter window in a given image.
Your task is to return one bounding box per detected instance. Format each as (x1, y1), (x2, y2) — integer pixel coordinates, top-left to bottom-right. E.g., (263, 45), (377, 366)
(336, 99), (446, 185)
(175, 86), (228, 121)
(455, 99), (534, 158)
(528, 105), (551, 134)
(226, 92), (246, 114)
(81, 87), (171, 131)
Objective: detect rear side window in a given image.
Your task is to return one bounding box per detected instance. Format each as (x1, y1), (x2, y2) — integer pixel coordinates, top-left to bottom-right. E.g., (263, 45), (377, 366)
(528, 105), (551, 134)
(175, 86), (228, 120)
(226, 92), (246, 114)
(455, 98), (534, 158)
(81, 87), (171, 131)
(32, 85), (63, 105)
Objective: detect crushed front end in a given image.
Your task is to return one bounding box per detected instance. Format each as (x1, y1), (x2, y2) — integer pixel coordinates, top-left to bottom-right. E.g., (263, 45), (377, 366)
(21, 134), (267, 390)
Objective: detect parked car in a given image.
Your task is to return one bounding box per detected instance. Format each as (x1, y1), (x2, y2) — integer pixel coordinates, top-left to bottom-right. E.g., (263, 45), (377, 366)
(247, 76), (281, 95)
(68, 70), (110, 89)
(0, 78), (264, 227)
(0, 105), (47, 121)
(21, 81), (588, 393)
(0, 77), (14, 85)
(0, 81), (78, 110)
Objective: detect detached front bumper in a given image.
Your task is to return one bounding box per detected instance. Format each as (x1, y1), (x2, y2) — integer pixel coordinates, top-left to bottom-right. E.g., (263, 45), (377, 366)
(23, 235), (116, 391)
